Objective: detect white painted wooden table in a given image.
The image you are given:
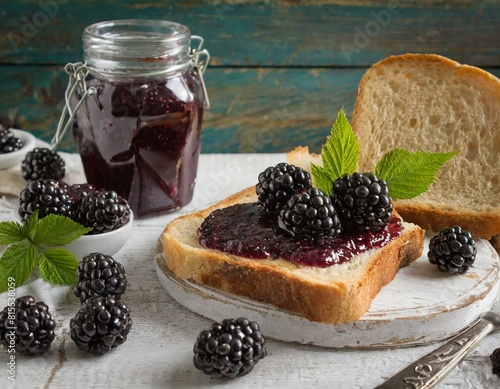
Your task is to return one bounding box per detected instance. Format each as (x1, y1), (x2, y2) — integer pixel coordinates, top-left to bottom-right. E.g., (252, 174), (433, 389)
(1, 153), (499, 389)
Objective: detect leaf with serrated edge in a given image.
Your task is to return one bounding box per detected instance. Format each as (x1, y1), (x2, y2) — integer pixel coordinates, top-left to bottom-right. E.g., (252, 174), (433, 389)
(0, 241), (37, 293)
(21, 211), (38, 237)
(39, 247), (78, 286)
(375, 148), (460, 200)
(33, 214), (92, 247)
(311, 163), (335, 195)
(320, 108), (359, 180)
(0, 221), (24, 246)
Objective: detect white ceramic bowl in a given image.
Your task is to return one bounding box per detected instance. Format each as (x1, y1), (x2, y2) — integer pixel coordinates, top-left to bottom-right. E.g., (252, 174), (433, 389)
(0, 129), (37, 169)
(64, 211), (134, 260)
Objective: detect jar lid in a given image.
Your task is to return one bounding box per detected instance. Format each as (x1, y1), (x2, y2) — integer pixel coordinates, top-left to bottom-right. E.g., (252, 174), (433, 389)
(83, 19), (192, 78)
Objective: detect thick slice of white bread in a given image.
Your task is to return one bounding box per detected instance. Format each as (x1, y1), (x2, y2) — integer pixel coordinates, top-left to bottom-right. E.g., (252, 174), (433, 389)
(290, 54), (500, 239)
(163, 187), (424, 324)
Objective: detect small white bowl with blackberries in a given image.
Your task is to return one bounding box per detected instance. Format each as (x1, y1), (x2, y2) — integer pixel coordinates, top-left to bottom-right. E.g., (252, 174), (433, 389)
(18, 147), (133, 259)
(0, 127), (36, 169)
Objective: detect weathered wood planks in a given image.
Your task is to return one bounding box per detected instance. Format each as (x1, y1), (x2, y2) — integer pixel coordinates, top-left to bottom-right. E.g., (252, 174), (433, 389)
(2, 65), (500, 153)
(1, 1), (499, 153)
(2, 0), (500, 66)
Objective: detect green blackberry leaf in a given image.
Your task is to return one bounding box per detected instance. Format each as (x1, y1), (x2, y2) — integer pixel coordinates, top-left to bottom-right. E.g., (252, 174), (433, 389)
(311, 163), (335, 196)
(375, 148), (460, 200)
(33, 214), (91, 246)
(0, 241), (37, 293)
(39, 248), (79, 286)
(0, 220), (24, 245)
(312, 108), (359, 184)
(0, 211), (88, 290)
(21, 210), (38, 237)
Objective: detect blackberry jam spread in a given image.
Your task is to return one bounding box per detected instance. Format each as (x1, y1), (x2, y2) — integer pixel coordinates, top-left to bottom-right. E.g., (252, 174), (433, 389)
(198, 203), (403, 267)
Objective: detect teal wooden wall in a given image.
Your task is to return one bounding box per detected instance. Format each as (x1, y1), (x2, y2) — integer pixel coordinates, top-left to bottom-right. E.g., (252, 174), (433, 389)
(1, 0), (499, 153)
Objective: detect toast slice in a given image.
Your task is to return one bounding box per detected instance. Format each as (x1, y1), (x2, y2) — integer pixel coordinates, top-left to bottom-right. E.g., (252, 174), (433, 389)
(162, 187), (424, 324)
(289, 54), (500, 240)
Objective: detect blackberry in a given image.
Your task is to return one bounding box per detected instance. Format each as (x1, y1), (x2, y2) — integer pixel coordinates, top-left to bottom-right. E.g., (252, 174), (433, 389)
(491, 348), (500, 376)
(76, 190), (131, 234)
(279, 187), (341, 239)
(21, 147), (65, 181)
(64, 183), (97, 207)
(331, 172), (393, 232)
(65, 183), (97, 200)
(74, 253), (127, 304)
(428, 226), (477, 274)
(2, 137), (24, 153)
(0, 129), (23, 153)
(0, 128), (11, 148)
(19, 178), (73, 219)
(70, 295), (132, 355)
(193, 317), (267, 378)
(0, 295), (56, 354)
(256, 162), (312, 213)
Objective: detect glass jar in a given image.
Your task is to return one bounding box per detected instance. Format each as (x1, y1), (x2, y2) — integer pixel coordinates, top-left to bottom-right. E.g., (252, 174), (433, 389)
(59, 20), (209, 218)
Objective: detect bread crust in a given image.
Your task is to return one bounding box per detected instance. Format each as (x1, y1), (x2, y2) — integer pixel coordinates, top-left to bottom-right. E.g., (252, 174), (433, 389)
(349, 53), (500, 239)
(352, 54), (500, 119)
(162, 187), (424, 324)
(392, 201), (500, 239)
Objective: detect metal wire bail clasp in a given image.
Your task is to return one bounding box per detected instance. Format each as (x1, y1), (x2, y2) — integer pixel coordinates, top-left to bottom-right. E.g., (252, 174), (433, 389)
(190, 35), (211, 109)
(52, 62), (96, 148)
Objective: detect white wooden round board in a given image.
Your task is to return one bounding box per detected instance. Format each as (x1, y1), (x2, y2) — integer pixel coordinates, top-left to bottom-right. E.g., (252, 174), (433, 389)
(155, 232), (500, 349)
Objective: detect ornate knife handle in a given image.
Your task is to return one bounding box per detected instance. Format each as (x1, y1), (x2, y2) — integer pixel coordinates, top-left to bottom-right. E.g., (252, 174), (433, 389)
(375, 315), (496, 389)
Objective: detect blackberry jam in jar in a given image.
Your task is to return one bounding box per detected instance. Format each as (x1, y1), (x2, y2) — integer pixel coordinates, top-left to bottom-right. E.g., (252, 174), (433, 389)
(65, 20), (209, 217)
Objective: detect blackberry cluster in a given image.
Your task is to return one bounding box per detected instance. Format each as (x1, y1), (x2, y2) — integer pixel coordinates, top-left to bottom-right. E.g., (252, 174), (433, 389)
(19, 178), (73, 219)
(428, 226), (477, 274)
(21, 147), (65, 181)
(18, 180), (131, 235)
(0, 128), (23, 153)
(279, 187), (341, 239)
(256, 163), (312, 212)
(0, 295), (56, 354)
(64, 183), (96, 203)
(491, 348), (500, 376)
(75, 190), (131, 234)
(74, 253), (128, 304)
(70, 296), (132, 355)
(330, 172), (393, 232)
(193, 317), (267, 378)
